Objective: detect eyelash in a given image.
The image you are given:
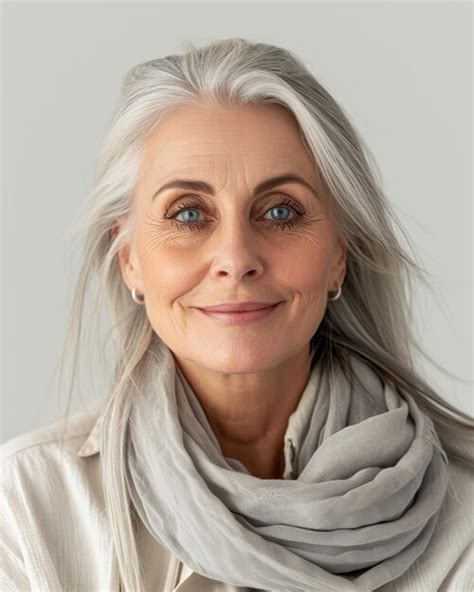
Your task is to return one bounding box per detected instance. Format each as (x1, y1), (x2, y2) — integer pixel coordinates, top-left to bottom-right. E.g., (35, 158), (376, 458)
(164, 196), (306, 233)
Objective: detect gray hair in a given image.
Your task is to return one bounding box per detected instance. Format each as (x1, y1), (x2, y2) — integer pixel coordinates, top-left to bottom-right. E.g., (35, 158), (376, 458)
(55, 38), (473, 591)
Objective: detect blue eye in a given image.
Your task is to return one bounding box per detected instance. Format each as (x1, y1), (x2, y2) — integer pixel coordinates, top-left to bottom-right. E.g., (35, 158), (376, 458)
(175, 208), (201, 223)
(264, 205), (295, 223)
(166, 198), (305, 232)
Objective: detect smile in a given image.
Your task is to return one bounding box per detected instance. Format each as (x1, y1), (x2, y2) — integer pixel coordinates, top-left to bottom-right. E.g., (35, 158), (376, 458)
(194, 302), (282, 325)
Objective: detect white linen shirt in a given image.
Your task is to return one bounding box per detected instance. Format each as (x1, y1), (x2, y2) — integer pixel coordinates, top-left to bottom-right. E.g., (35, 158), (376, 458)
(1, 387), (473, 592)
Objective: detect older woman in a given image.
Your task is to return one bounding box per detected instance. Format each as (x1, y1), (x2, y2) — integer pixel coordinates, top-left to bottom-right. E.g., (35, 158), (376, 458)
(1, 38), (473, 592)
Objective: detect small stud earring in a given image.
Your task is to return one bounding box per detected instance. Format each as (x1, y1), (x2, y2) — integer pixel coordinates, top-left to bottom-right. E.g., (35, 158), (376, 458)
(131, 287), (145, 305)
(328, 284), (342, 301)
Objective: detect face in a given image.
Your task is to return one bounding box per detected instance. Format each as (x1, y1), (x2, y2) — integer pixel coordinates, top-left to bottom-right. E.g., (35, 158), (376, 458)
(117, 102), (346, 375)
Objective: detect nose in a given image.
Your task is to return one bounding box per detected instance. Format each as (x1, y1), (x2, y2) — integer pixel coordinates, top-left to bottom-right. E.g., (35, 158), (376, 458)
(208, 217), (264, 282)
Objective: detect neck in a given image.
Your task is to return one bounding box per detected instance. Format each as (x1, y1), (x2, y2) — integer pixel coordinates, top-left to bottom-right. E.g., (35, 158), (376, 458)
(174, 345), (312, 479)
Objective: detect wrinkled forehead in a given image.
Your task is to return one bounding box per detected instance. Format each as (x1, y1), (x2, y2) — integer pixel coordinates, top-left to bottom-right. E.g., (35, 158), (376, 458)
(139, 103), (319, 185)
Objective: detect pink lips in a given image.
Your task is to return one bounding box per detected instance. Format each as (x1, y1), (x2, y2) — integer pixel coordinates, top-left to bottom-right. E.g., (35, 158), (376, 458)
(197, 301), (280, 312)
(195, 301), (283, 325)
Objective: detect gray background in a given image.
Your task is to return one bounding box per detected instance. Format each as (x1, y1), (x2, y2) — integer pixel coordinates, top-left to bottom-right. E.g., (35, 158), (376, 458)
(1, 1), (472, 443)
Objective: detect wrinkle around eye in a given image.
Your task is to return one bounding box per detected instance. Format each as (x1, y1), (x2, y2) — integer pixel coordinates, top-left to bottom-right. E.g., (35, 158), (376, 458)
(142, 207), (328, 253)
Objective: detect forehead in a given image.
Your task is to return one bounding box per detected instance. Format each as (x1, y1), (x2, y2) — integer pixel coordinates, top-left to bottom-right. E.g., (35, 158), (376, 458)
(141, 103), (315, 171)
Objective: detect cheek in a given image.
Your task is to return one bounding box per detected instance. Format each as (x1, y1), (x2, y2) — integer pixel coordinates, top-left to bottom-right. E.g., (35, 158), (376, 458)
(277, 240), (331, 298)
(138, 239), (201, 299)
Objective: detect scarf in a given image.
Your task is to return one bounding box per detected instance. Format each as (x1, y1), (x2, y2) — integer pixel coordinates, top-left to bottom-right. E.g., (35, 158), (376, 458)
(126, 337), (449, 592)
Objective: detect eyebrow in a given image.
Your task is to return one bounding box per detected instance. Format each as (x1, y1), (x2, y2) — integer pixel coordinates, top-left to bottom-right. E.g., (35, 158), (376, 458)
(151, 173), (318, 201)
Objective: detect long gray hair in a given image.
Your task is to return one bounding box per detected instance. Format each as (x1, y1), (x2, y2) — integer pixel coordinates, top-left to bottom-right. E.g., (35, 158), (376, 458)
(54, 38), (473, 591)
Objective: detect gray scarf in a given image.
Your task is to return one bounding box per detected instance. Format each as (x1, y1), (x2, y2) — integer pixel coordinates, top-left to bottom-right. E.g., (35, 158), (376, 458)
(127, 337), (449, 591)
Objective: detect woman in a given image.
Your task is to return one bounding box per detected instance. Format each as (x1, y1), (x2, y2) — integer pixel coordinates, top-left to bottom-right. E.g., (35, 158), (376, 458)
(1, 38), (473, 592)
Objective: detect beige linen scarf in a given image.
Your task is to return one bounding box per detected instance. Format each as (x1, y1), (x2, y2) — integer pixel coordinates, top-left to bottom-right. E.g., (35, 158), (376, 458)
(126, 337), (449, 591)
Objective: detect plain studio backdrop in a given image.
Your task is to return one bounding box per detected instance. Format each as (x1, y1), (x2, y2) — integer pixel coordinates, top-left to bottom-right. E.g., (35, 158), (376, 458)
(1, 1), (472, 443)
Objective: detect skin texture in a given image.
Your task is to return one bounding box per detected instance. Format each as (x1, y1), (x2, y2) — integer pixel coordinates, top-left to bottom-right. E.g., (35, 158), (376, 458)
(116, 102), (346, 479)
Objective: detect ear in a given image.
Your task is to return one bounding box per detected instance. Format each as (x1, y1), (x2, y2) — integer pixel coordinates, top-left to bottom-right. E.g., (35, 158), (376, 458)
(330, 240), (347, 290)
(111, 217), (144, 293)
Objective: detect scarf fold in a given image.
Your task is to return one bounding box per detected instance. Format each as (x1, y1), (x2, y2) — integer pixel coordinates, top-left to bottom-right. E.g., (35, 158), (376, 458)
(126, 337), (449, 592)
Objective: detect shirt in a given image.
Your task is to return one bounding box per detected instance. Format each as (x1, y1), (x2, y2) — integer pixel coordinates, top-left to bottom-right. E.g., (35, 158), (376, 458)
(1, 381), (473, 592)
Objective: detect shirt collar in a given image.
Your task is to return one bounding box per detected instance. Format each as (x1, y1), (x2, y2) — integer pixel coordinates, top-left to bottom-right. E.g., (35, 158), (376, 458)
(76, 406), (103, 457)
(281, 365), (321, 478)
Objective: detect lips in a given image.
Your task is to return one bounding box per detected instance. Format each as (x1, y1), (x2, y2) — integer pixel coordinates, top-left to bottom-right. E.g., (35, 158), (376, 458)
(196, 301), (281, 313)
(195, 301), (282, 325)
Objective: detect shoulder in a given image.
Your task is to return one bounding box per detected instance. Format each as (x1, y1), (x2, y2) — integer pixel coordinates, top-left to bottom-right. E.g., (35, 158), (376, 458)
(439, 455), (473, 541)
(384, 455), (474, 591)
(443, 455), (473, 537)
(443, 455), (473, 525)
(446, 454), (473, 488)
(1, 405), (102, 503)
(427, 456), (474, 588)
(0, 406), (100, 465)
(0, 406), (116, 591)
